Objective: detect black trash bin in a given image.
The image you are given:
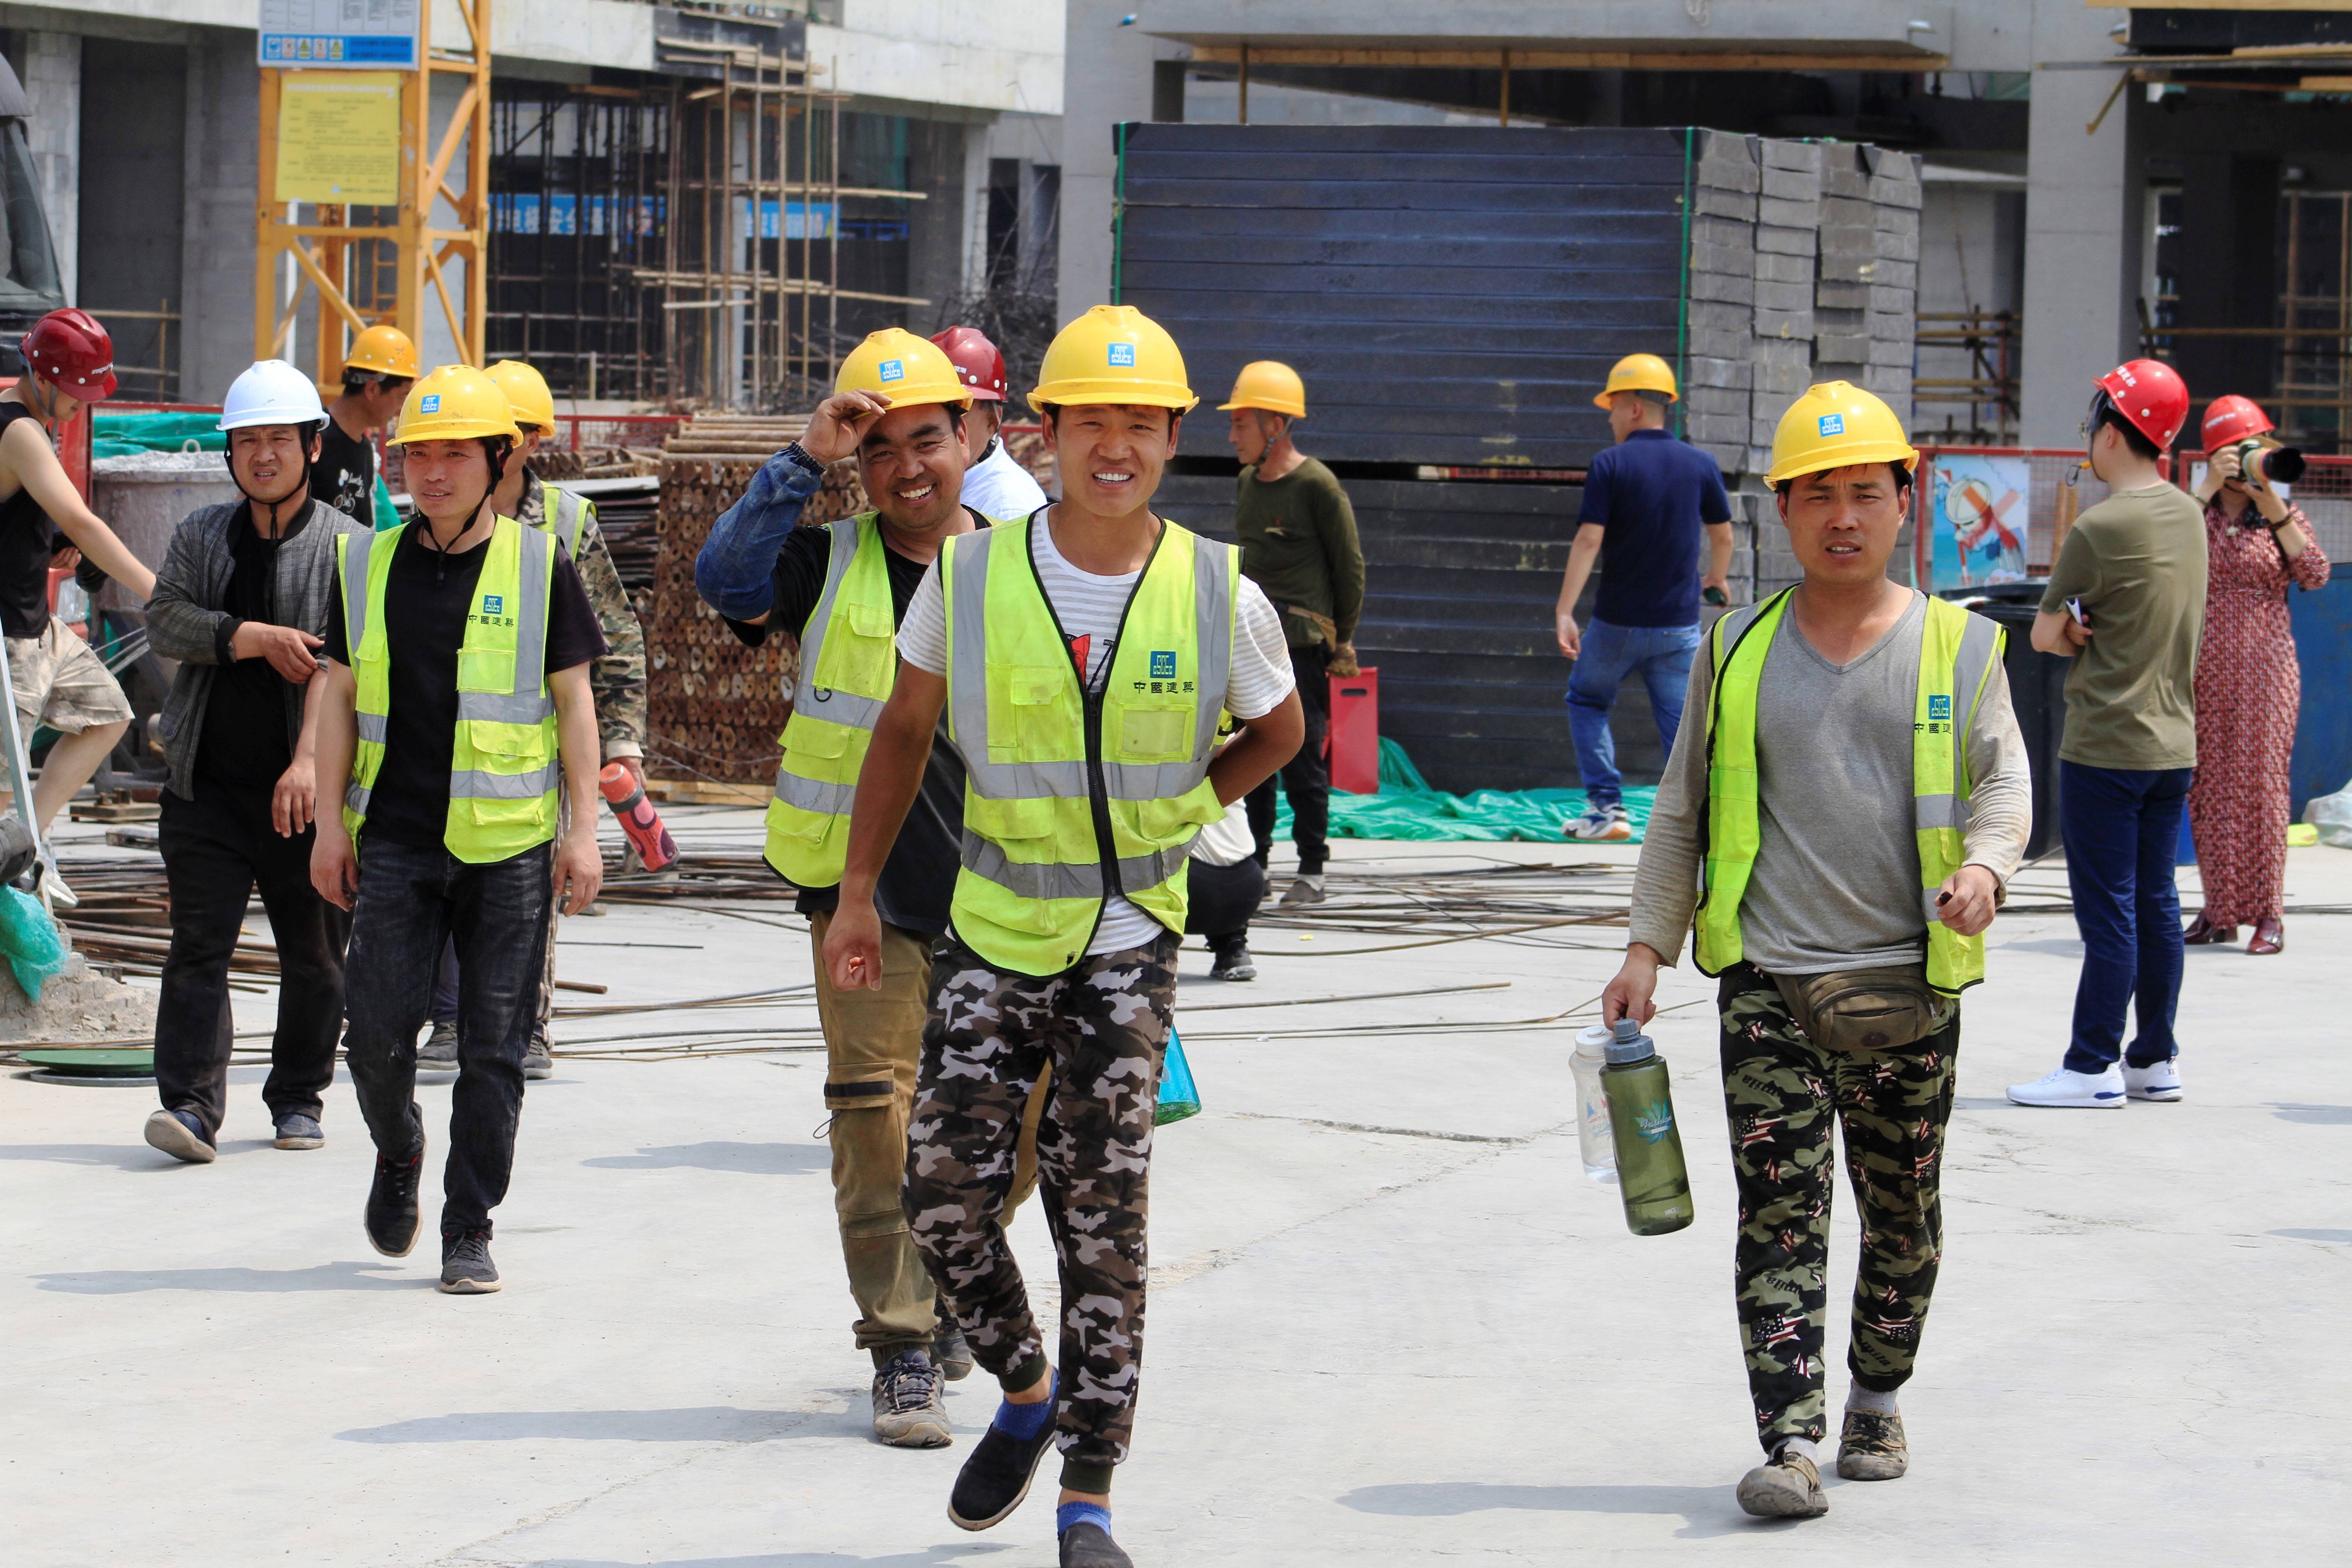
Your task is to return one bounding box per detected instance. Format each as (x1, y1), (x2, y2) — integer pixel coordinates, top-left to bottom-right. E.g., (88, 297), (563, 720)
(1937, 582), (2068, 861)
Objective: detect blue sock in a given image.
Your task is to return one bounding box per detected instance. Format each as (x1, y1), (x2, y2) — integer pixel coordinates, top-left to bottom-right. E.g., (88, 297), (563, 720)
(991, 1370), (1056, 1441)
(1058, 1502), (1112, 1539)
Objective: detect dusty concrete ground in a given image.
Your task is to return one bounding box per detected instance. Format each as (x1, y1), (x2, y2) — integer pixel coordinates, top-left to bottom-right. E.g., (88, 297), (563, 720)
(5, 807), (2347, 1566)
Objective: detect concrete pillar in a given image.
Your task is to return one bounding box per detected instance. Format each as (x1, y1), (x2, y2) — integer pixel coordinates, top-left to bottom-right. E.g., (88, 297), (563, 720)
(1058, 0), (1185, 325)
(178, 41), (259, 405)
(23, 32), (78, 304)
(2174, 153), (2280, 406)
(905, 118), (971, 331)
(2019, 2), (2139, 446)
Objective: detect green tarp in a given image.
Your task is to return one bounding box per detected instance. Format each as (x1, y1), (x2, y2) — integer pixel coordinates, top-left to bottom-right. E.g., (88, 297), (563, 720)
(1272, 739), (1654, 843)
(92, 412), (222, 460)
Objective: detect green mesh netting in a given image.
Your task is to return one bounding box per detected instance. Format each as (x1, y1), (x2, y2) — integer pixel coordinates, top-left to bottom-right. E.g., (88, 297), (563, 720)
(92, 412), (224, 460)
(1270, 738), (1654, 844)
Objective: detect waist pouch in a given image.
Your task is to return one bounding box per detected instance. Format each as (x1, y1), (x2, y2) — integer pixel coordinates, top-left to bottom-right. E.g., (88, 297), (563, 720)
(1769, 964), (1952, 1053)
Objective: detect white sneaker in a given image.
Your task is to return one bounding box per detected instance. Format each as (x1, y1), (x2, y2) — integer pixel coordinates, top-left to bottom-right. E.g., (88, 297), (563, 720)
(2008, 1064), (2127, 1108)
(2122, 1060), (2183, 1102)
(1568, 804), (1632, 843)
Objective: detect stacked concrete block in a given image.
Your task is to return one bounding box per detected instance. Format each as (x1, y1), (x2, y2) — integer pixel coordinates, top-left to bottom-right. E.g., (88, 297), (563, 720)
(1813, 143), (1921, 428)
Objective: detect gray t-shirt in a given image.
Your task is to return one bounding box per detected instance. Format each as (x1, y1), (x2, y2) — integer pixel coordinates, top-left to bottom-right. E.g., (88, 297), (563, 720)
(1629, 589), (2033, 975)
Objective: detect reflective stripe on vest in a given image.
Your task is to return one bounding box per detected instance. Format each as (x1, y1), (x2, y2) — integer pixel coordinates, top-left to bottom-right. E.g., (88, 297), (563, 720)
(1692, 590), (2004, 994)
(763, 516), (899, 887)
(338, 516), (562, 863)
(941, 513), (1237, 976)
(537, 477), (593, 559)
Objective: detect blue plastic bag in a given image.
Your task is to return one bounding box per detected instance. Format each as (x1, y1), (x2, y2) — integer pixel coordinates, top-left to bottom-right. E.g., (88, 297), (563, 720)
(0, 885), (69, 1002)
(1156, 1029), (1200, 1126)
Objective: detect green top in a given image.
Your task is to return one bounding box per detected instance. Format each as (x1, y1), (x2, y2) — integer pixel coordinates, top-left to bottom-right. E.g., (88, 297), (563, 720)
(2038, 482), (2208, 771)
(1235, 456), (1365, 649)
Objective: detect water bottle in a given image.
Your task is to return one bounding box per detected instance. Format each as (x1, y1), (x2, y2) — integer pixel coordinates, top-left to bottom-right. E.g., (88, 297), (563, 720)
(598, 763), (678, 871)
(1602, 1017), (1694, 1236)
(1571, 1024), (1618, 1183)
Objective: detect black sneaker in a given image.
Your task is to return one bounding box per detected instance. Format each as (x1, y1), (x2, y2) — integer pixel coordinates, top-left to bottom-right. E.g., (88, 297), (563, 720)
(439, 1227), (501, 1294)
(1210, 942), (1256, 982)
(871, 1349), (951, 1448)
(932, 1319), (975, 1382)
(144, 1108), (216, 1165)
(947, 1380), (1058, 1531)
(1061, 1522), (1133, 1568)
(418, 1021), (458, 1077)
(522, 1037), (554, 1081)
(365, 1138), (425, 1258)
(273, 1112), (325, 1151)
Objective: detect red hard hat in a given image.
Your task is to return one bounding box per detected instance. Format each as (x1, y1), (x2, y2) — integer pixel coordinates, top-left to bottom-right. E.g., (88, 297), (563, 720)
(2093, 358), (2189, 450)
(928, 325), (1007, 402)
(2199, 394), (2273, 450)
(20, 307), (116, 401)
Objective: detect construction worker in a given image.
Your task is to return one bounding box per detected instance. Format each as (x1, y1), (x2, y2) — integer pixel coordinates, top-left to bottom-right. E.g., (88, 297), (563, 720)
(140, 360), (358, 1165)
(0, 307), (157, 905)
(1223, 359), (1362, 908)
(319, 324), (416, 529)
(694, 327), (998, 1447)
(933, 325), (1050, 519)
(1556, 352), (1734, 842)
(2009, 359), (2205, 1109)
(403, 358), (650, 1081)
(1603, 382), (2029, 1520)
(825, 305), (1304, 1568)
(311, 365), (608, 1294)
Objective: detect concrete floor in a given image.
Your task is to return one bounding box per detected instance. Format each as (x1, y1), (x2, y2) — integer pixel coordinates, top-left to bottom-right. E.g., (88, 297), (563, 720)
(5, 808), (2348, 1566)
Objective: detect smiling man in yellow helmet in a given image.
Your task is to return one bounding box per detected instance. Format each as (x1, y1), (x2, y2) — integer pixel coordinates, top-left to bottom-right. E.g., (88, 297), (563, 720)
(822, 305), (1303, 1568)
(1602, 382), (2030, 1520)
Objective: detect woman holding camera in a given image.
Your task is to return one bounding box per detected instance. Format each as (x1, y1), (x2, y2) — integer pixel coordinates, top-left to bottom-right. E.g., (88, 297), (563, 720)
(2183, 396), (2331, 954)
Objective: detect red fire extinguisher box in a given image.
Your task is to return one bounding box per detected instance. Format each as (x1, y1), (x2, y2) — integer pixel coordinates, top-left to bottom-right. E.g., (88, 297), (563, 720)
(1327, 665), (1378, 795)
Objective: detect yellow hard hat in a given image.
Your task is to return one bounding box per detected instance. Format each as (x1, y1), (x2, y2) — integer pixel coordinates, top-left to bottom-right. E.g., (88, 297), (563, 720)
(1029, 304), (1197, 414)
(1764, 381), (1918, 486)
(1218, 360), (1306, 418)
(1594, 352), (1678, 410)
(344, 323), (420, 380)
(386, 364), (523, 447)
(484, 359), (556, 431)
(836, 328), (970, 409)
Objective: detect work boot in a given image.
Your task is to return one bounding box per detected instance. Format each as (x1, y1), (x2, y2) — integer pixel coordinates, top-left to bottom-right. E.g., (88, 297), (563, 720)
(365, 1138), (426, 1258)
(523, 1036), (554, 1081)
(932, 1319), (976, 1382)
(144, 1108), (216, 1165)
(1736, 1448), (1828, 1518)
(1279, 873), (1326, 907)
(1568, 804), (1632, 843)
(1060, 1522), (1134, 1568)
(1210, 941), (1257, 982)
(417, 1021), (459, 1077)
(872, 1349), (951, 1448)
(1836, 1409), (1909, 1481)
(439, 1226), (501, 1294)
(273, 1112), (325, 1150)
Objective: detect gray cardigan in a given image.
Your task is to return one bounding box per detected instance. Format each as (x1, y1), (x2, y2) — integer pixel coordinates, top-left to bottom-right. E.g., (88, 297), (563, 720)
(147, 499), (358, 801)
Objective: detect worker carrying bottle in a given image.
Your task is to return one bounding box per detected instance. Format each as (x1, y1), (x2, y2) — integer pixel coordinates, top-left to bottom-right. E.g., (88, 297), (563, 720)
(1601, 382), (2030, 1521)
(822, 305), (1304, 1568)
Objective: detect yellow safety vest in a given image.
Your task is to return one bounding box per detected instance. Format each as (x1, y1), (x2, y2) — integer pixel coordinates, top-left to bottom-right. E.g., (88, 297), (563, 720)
(941, 513), (1238, 976)
(764, 515), (898, 886)
(534, 476), (594, 559)
(1693, 588), (2004, 994)
(338, 516), (563, 862)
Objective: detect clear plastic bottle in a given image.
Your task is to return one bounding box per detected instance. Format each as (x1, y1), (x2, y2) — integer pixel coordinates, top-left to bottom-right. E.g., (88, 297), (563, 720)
(1572, 1024), (1618, 1183)
(1602, 1018), (1695, 1236)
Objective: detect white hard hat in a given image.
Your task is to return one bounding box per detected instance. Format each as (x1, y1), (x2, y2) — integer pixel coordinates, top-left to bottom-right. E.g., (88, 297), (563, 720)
(219, 359), (328, 433)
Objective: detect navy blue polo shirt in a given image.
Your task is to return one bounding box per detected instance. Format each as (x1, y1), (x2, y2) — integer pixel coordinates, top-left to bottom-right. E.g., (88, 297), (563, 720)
(1577, 429), (1732, 628)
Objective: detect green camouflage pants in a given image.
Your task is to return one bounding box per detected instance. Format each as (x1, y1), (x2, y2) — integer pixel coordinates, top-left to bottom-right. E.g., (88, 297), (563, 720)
(1719, 962), (1960, 1452)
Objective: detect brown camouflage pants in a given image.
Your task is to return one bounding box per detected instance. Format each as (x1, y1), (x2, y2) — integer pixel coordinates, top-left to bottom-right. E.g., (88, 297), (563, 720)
(903, 929), (1176, 1492)
(1719, 962), (1960, 1452)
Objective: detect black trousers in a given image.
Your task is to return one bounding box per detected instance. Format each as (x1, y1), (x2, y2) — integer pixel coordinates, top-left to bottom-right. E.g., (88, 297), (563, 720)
(1247, 642), (1331, 875)
(1184, 858), (1265, 951)
(153, 785), (349, 1140)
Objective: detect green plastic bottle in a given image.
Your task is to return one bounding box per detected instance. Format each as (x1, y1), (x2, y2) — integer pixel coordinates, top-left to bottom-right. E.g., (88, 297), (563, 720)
(1602, 1018), (1695, 1236)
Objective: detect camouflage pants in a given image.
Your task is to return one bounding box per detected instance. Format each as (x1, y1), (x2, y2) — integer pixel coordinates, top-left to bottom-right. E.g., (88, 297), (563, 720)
(1719, 962), (1960, 1453)
(903, 930), (1176, 1493)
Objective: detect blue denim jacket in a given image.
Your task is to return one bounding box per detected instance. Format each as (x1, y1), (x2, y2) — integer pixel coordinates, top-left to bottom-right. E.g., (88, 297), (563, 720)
(694, 446), (826, 622)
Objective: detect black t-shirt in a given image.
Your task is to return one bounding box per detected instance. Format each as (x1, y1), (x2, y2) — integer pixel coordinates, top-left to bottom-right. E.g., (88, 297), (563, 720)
(194, 507), (310, 792)
(325, 522), (607, 851)
(315, 418), (376, 528)
(723, 515), (978, 933)
(0, 403), (59, 638)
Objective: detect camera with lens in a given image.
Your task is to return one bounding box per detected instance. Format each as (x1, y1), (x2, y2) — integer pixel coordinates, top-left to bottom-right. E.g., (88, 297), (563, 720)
(2222, 435), (2305, 488)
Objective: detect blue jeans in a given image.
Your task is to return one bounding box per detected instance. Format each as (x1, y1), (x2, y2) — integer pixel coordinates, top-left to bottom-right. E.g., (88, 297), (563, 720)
(1565, 617), (1702, 808)
(2058, 762), (2194, 1073)
(341, 835), (554, 1234)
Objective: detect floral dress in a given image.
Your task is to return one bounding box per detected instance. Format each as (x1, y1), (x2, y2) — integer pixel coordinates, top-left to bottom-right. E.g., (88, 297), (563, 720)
(2188, 500), (2332, 925)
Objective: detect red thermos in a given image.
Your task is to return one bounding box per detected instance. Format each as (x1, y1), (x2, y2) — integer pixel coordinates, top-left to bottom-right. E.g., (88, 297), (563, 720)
(599, 763), (677, 871)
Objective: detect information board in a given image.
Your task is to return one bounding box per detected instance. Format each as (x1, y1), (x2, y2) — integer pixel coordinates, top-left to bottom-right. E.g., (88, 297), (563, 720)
(259, 0), (421, 69)
(273, 72), (403, 205)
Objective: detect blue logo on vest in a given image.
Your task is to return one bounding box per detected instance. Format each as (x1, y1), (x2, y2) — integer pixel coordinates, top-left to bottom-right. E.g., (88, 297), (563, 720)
(420, 393), (441, 414)
(1108, 343), (1137, 367)
(1150, 650), (1177, 679)
(1929, 694), (1952, 723)
(482, 594), (505, 615)
(878, 358), (905, 382)
(1817, 413), (1845, 436)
